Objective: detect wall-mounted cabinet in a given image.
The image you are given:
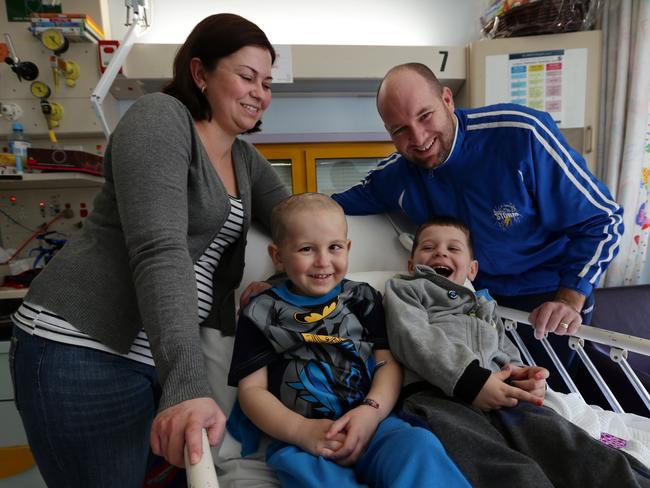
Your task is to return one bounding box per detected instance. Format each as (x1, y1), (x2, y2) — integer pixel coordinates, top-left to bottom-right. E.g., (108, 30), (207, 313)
(109, 44), (467, 99)
(468, 30), (602, 172)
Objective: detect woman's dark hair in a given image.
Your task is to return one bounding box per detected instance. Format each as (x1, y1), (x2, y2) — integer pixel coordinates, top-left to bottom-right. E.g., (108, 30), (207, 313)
(163, 13), (275, 133)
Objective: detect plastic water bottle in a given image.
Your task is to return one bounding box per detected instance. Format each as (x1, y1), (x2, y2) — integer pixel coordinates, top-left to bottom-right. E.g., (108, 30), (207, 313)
(7, 122), (30, 175)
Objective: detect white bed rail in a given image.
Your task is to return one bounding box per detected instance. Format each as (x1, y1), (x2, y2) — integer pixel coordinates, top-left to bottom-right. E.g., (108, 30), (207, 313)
(499, 306), (650, 414)
(185, 429), (220, 487)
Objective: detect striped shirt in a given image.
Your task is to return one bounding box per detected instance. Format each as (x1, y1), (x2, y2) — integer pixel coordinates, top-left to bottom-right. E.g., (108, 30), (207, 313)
(12, 196), (244, 366)
(195, 197), (244, 321)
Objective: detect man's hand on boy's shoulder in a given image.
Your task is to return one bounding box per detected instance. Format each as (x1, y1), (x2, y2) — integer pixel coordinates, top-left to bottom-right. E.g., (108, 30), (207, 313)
(472, 365), (544, 412)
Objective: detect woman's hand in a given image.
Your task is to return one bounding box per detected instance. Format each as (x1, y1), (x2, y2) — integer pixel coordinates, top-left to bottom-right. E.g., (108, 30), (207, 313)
(151, 397), (226, 467)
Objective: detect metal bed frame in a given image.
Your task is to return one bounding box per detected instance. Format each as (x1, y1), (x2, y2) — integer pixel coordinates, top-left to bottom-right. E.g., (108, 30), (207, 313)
(500, 306), (650, 414)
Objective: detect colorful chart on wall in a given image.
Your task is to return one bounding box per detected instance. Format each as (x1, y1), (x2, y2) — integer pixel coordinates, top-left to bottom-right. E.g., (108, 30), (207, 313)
(5, 0), (61, 22)
(484, 48), (587, 129)
(508, 50), (564, 124)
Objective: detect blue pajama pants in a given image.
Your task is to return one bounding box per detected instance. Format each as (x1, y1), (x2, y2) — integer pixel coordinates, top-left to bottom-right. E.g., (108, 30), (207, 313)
(266, 414), (471, 488)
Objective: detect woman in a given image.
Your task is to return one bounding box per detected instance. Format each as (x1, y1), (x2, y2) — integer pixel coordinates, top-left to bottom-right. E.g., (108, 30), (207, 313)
(9, 13), (288, 487)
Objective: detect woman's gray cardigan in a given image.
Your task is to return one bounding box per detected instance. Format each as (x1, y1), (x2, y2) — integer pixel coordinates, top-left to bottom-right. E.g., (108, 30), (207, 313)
(25, 93), (289, 409)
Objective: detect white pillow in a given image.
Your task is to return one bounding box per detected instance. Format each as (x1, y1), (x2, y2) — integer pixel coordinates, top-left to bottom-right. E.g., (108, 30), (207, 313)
(345, 270), (405, 293)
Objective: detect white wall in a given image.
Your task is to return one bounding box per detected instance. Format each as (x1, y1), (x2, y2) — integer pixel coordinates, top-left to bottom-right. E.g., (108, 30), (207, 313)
(257, 97), (385, 137)
(109, 0), (486, 47)
(112, 1), (485, 139)
(117, 96), (387, 140)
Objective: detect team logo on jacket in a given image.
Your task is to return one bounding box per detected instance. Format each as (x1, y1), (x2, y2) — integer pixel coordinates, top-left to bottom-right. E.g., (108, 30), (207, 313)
(493, 203), (521, 229)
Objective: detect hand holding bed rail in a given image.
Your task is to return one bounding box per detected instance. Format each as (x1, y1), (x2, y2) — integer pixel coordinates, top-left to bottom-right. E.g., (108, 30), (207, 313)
(498, 306), (650, 357)
(499, 306), (650, 413)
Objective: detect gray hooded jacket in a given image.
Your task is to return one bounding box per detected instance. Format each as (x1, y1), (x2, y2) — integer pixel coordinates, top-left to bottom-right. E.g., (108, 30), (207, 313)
(384, 265), (522, 400)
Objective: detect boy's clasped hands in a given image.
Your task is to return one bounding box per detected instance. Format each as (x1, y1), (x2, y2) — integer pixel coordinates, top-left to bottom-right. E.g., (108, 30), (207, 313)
(472, 363), (549, 411)
(295, 400), (384, 465)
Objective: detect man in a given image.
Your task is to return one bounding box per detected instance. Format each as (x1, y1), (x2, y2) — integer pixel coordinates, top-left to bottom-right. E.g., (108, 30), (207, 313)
(331, 63), (623, 390)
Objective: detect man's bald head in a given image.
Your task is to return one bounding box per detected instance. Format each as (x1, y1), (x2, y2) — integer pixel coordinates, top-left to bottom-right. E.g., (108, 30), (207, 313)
(377, 63), (443, 115)
(374, 62), (456, 170)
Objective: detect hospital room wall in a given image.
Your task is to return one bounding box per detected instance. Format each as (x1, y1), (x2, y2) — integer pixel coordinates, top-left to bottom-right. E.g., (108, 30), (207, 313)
(115, 4), (648, 285)
(108, 0), (487, 46)
(117, 96), (391, 138)
(113, 0), (482, 135)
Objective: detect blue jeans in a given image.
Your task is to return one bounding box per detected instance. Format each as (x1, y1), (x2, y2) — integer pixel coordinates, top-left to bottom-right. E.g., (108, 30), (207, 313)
(9, 326), (160, 488)
(266, 415), (471, 488)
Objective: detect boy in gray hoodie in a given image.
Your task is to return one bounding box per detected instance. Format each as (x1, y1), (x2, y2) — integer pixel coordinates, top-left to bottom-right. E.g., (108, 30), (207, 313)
(385, 215), (650, 488)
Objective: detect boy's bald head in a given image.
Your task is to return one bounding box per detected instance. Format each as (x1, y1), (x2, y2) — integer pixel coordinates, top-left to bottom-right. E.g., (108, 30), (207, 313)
(271, 193), (347, 244)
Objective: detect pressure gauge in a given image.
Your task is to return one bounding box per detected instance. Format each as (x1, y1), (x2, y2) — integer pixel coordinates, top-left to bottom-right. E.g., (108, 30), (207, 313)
(40, 29), (68, 55)
(30, 80), (52, 99)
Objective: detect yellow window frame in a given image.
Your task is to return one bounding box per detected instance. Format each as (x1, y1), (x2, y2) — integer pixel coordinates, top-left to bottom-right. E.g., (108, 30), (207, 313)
(255, 142), (396, 195)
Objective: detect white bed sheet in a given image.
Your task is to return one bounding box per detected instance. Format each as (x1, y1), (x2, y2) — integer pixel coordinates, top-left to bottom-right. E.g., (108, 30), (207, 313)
(545, 389), (650, 467)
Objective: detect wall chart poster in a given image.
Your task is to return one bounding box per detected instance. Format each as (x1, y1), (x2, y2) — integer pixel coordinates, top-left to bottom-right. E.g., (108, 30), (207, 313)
(509, 50), (564, 125)
(485, 48), (586, 129)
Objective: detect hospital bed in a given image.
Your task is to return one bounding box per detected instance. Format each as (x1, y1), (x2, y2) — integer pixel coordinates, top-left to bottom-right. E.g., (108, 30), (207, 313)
(186, 214), (650, 487)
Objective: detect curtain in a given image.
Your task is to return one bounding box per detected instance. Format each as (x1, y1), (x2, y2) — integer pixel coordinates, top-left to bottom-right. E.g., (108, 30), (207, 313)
(599, 0), (650, 286)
